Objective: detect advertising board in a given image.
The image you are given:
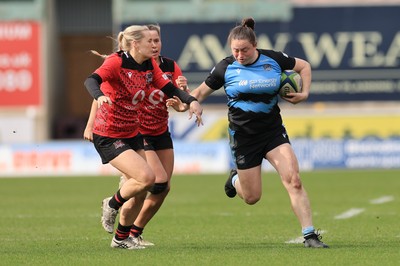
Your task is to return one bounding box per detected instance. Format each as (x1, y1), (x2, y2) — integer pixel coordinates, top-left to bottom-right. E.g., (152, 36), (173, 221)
(124, 6), (400, 102)
(0, 22), (42, 106)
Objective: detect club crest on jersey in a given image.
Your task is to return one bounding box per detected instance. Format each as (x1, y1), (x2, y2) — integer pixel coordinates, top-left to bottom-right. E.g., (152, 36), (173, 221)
(145, 72), (153, 84)
(263, 64), (272, 71)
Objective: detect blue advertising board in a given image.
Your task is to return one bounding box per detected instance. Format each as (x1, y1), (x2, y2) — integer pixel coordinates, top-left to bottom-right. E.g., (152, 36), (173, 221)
(292, 138), (400, 170)
(1, 138), (399, 177)
(124, 6), (400, 102)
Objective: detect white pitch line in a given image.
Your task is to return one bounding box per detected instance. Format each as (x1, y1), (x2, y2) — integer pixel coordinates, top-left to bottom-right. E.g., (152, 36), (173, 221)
(334, 208), (365, 220)
(285, 236), (304, 244)
(369, 195), (394, 205)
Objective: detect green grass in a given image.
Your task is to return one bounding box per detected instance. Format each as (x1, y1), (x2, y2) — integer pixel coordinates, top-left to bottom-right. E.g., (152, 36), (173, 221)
(0, 169), (399, 265)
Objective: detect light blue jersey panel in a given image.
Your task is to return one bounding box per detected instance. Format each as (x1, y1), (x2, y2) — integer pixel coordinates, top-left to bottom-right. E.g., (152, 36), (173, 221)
(224, 54), (282, 114)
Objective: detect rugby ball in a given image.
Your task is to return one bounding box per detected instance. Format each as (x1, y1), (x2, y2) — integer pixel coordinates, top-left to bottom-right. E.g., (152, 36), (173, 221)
(279, 70), (302, 97)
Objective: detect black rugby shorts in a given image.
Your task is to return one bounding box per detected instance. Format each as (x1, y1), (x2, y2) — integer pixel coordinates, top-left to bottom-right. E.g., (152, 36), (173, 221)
(93, 133), (144, 164)
(142, 130), (173, 151)
(229, 125), (290, 170)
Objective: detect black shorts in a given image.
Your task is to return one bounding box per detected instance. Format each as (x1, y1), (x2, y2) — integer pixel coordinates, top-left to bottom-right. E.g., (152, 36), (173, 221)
(142, 130), (173, 151)
(93, 133), (144, 164)
(228, 124), (290, 170)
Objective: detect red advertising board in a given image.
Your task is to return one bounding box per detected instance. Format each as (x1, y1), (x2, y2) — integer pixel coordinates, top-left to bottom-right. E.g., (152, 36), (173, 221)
(0, 21), (41, 106)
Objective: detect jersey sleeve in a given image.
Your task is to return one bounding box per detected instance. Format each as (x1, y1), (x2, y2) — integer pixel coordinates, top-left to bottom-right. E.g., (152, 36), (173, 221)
(171, 61), (183, 87)
(204, 57), (231, 90)
(93, 53), (120, 82)
(260, 49), (296, 71)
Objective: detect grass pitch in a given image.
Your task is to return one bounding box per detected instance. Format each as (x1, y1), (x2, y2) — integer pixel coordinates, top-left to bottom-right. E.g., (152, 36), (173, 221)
(0, 169), (399, 265)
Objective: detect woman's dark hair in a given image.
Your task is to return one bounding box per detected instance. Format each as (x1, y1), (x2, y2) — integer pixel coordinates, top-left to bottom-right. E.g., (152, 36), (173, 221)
(227, 17), (256, 46)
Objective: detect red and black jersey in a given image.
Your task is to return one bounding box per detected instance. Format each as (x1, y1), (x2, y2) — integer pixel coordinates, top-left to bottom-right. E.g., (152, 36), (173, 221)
(138, 56), (182, 136)
(92, 51), (171, 138)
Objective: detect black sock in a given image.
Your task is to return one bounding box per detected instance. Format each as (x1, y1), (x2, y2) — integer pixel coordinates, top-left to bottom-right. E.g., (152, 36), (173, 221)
(130, 224), (144, 237)
(115, 223), (132, 240)
(108, 190), (127, 210)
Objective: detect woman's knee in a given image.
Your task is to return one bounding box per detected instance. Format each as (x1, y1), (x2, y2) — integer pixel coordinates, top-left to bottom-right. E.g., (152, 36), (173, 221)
(243, 194), (261, 205)
(282, 173), (302, 191)
(141, 172), (156, 190)
(126, 169), (155, 191)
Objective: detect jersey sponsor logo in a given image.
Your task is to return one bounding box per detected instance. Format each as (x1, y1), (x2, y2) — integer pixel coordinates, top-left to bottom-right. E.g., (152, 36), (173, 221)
(248, 78), (278, 89)
(131, 90), (145, 105)
(238, 80), (248, 86)
(148, 89), (165, 105)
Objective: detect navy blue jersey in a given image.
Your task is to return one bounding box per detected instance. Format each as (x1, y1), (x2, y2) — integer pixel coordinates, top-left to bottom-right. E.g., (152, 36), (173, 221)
(205, 49), (296, 135)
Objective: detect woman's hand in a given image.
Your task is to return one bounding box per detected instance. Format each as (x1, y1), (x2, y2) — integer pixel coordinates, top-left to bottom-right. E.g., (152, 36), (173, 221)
(83, 126), (93, 142)
(175, 76), (190, 92)
(97, 95), (112, 107)
(188, 101), (203, 126)
(281, 91), (309, 104)
(166, 96), (189, 112)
